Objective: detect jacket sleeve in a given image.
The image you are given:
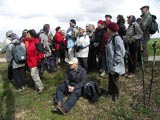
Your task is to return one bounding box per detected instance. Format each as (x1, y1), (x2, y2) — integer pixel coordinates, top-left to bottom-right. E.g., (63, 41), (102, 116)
(132, 23), (143, 40)
(113, 36), (125, 64)
(74, 69), (88, 89)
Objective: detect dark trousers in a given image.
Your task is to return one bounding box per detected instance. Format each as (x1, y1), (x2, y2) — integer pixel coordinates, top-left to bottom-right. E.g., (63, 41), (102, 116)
(128, 42), (139, 74)
(56, 84), (82, 112)
(108, 73), (119, 96)
(13, 67), (26, 89)
(8, 65), (13, 81)
(78, 57), (88, 73)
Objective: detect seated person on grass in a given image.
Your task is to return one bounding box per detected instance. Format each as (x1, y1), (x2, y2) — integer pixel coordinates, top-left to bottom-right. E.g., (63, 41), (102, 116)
(52, 57), (88, 114)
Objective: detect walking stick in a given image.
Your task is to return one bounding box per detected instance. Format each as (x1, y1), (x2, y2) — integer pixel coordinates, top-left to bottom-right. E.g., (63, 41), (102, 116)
(148, 41), (157, 105)
(140, 41), (146, 107)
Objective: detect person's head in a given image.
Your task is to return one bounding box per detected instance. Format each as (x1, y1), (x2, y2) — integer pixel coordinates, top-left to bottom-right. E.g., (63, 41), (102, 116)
(6, 30), (13, 37)
(136, 18), (142, 24)
(22, 29), (28, 38)
(97, 20), (104, 29)
(127, 15), (136, 25)
(86, 24), (90, 31)
(79, 27), (85, 35)
(140, 5), (150, 15)
(43, 24), (50, 34)
(67, 57), (78, 70)
(107, 22), (119, 35)
(117, 15), (125, 24)
(27, 29), (38, 38)
(61, 30), (65, 36)
(55, 26), (61, 32)
(70, 19), (76, 27)
(105, 14), (112, 21)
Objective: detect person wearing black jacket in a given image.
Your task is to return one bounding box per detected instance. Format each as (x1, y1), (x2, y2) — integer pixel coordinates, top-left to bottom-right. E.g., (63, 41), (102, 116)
(52, 57), (87, 114)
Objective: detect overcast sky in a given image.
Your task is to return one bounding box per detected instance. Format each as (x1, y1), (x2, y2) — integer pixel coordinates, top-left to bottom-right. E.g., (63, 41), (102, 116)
(0, 0), (160, 42)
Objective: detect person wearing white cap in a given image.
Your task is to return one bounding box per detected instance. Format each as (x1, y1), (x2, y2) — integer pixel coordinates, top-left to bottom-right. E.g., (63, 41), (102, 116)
(52, 57), (88, 114)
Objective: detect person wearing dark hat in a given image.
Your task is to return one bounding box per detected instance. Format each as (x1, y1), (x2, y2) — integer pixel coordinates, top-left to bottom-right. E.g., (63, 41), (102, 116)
(66, 19), (78, 60)
(105, 22), (125, 102)
(52, 57), (87, 114)
(123, 15), (143, 78)
(140, 5), (152, 62)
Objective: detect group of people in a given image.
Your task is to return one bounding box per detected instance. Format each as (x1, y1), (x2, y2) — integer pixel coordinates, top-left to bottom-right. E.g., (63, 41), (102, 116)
(1, 5), (155, 114)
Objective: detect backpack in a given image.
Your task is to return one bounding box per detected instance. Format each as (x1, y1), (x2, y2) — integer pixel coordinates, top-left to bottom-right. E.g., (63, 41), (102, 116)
(83, 81), (101, 103)
(12, 43), (26, 64)
(71, 26), (79, 40)
(35, 38), (45, 53)
(149, 15), (159, 34)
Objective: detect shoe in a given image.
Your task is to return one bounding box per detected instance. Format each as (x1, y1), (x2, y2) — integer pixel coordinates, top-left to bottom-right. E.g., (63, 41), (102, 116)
(127, 74), (135, 78)
(15, 88), (22, 92)
(104, 91), (111, 98)
(57, 105), (67, 115)
(112, 94), (119, 102)
(100, 72), (105, 77)
(52, 102), (63, 113)
(37, 88), (43, 94)
(21, 86), (25, 90)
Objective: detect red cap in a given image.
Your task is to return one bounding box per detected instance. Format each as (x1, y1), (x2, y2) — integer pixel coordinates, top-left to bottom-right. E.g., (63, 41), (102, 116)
(97, 20), (104, 25)
(107, 22), (119, 32)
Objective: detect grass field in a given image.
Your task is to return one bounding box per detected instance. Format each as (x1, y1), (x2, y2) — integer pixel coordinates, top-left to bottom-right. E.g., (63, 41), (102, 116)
(0, 61), (160, 120)
(0, 38), (160, 120)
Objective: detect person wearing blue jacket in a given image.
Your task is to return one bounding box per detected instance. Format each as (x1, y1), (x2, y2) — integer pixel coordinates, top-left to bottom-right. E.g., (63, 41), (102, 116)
(106, 22), (125, 102)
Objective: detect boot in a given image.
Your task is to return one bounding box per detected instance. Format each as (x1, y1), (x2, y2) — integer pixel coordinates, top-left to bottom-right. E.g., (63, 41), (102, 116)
(57, 105), (67, 115)
(51, 102), (63, 113)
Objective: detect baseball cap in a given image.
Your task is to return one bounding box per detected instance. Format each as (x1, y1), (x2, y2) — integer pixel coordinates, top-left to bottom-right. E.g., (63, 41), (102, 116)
(67, 57), (78, 64)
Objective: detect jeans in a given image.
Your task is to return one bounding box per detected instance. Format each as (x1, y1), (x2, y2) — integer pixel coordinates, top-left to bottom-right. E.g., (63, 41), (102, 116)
(56, 84), (82, 112)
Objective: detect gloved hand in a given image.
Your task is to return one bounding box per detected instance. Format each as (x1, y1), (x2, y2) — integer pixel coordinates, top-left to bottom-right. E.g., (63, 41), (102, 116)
(79, 45), (84, 49)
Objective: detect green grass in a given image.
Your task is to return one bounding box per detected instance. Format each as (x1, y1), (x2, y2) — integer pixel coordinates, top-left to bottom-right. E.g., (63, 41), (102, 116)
(0, 62), (160, 120)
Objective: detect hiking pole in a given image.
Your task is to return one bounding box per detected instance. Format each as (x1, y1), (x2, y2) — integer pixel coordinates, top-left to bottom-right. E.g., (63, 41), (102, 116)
(148, 41), (157, 105)
(140, 41), (146, 107)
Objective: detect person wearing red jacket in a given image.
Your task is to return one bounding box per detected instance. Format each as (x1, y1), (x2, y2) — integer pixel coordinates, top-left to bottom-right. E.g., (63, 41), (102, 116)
(54, 27), (65, 65)
(23, 29), (44, 93)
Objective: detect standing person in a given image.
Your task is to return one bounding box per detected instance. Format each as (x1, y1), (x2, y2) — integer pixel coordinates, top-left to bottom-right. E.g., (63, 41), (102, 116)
(1, 31), (14, 82)
(54, 26), (65, 66)
(93, 20), (105, 70)
(123, 15), (143, 78)
(86, 24), (95, 71)
(39, 24), (52, 79)
(106, 22), (125, 101)
(140, 5), (152, 62)
(23, 29), (44, 93)
(75, 27), (90, 72)
(99, 15), (112, 77)
(10, 39), (26, 91)
(66, 19), (78, 60)
(61, 30), (67, 63)
(117, 15), (126, 39)
(52, 57), (87, 114)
